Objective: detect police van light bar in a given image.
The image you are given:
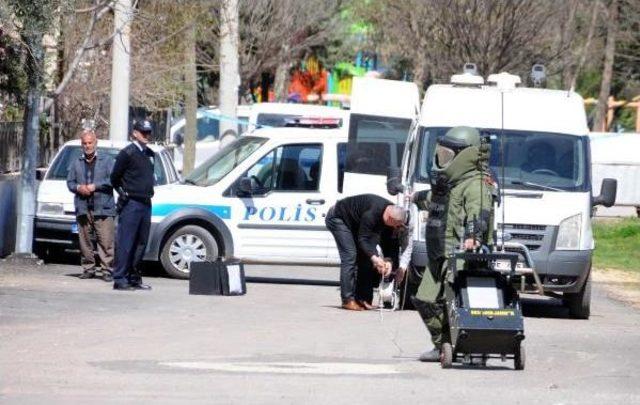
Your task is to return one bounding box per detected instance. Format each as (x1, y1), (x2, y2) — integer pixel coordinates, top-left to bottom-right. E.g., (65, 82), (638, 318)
(283, 117), (342, 128)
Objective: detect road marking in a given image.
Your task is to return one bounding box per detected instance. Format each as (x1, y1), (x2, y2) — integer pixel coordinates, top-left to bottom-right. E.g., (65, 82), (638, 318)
(160, 361), (399, 375)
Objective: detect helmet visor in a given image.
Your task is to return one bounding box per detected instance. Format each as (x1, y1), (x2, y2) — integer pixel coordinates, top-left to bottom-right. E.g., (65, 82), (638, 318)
(435, 144), (456, 168)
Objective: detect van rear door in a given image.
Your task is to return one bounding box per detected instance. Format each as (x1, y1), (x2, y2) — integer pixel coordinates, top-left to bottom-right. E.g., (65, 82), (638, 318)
(341, 77), (419, 200)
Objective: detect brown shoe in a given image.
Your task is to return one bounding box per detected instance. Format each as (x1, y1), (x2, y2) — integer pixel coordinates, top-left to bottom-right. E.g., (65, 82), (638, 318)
(357, 300), (376, 310)
(341, 299), (363, 311)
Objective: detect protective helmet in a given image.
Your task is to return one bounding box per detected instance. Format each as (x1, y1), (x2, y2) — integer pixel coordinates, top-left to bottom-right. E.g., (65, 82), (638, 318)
(435, 126), (481, 169)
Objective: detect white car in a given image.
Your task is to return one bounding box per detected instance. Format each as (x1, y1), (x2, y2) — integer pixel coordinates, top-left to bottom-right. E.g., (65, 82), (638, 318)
(34, 140), (181, 259)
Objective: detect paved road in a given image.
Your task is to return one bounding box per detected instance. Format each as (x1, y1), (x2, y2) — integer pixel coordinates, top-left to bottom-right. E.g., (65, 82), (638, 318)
(1, 262), (639, 404)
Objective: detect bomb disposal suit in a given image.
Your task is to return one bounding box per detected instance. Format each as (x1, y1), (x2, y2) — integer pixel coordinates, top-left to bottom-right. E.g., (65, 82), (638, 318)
(412, 126), (495, 361)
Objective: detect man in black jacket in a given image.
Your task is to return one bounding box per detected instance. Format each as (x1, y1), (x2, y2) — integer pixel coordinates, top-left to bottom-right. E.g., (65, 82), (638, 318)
(110, 120), (156, 291)
(325, 194), (407, 310)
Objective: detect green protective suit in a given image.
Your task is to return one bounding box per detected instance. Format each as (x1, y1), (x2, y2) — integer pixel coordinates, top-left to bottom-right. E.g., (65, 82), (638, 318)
(413, 143), (495, 349)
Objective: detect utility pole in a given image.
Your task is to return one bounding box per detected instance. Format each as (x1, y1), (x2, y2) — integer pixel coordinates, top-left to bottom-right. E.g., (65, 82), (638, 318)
(218, 0), (239, 140)
(109, 0), (132, 142)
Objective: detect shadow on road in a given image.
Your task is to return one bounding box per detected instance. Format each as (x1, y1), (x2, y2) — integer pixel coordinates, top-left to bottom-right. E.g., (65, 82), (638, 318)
(521, 296), (572, 319)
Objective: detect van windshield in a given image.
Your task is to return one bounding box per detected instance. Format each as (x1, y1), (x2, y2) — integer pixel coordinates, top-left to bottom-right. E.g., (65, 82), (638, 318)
(417, 127), (590, 192)
(185, 136), (267, 187)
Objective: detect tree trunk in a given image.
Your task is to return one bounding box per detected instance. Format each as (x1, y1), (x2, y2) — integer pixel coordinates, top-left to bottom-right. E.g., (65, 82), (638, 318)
(273, 44), (290, 102)
(219, 0), (239, 141)
(593, 0), (618, 132)
(560, 0), (579, 89)
(182, 22), (198, 175)
(412, 57), (428, 94)
(569, 0), (600, 90)
(14, 31), (44, 255)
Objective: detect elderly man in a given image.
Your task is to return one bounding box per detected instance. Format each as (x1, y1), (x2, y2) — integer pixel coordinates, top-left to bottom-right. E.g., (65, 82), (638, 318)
(66, 130), (116, 281)
(325, 194), (407, 311)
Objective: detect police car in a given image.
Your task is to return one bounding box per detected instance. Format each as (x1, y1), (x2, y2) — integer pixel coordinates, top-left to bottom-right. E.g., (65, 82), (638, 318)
(146, 123), (351, 278)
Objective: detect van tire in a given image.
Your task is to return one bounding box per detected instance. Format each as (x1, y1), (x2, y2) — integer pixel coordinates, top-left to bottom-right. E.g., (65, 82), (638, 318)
(565, 271), (592, 319)
(160, 225), (219, 279)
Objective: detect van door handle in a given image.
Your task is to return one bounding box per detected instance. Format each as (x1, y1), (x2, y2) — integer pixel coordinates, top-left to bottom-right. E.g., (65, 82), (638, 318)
(306, 198), (325, 205)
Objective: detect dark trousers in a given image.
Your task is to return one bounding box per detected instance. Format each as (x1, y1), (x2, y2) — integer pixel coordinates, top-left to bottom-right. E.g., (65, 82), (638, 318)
(113, 199), (151, 286)
(326, 209), (378, 303)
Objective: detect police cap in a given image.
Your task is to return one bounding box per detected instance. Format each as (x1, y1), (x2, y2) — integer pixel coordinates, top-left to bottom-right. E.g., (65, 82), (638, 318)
(133, 119), (153, 133)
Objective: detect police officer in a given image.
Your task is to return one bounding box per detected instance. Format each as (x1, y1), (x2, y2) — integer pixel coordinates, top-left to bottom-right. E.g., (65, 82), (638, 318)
(412, 126), (495, 361)
(110, 120), (156, 291)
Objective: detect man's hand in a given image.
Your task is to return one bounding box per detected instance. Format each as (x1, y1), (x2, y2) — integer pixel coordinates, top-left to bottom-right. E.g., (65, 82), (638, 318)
(371, 256), (391, 276)
(77, 185), (89, 196)
(87, 184), (96, 193)
(395, 267), (406, 283)
(463, 238), (480, 251)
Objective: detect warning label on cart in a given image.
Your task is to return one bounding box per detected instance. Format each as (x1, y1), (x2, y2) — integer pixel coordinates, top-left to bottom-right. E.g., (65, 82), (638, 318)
(470, 309), (515, 317)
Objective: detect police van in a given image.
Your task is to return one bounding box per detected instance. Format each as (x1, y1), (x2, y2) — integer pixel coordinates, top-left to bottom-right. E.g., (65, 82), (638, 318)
(394, 69), (617, 319)
(146, 124), (349, 278)
(144, 79), (421, 279)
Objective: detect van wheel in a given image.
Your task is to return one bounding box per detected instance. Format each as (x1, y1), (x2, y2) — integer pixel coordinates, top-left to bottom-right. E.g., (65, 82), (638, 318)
(160, 225), (219, 279)
(565, 271), (592, 319)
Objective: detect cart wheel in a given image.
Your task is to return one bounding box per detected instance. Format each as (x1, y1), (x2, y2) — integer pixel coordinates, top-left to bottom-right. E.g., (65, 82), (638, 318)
(514, 344), (525, 370)
(441, 343), (453, 369)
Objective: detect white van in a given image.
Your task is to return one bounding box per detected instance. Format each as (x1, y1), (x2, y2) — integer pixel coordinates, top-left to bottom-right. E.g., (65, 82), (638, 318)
(395, 72), (616, 319)
(145, 125), (351, 278)
(589, 132), (640, 215)
(170, 105), (252, 172)
(248, 102), (348, 129)
(341, 77), (420, 199)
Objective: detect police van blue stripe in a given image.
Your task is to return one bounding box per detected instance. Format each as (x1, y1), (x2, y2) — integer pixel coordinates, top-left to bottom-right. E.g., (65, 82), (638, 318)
(152, 204), (231, 219)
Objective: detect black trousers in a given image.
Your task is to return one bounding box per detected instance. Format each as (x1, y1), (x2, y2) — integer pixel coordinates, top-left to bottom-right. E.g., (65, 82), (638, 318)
(113, 199), (151, 286)
(326, 208), (379, 303)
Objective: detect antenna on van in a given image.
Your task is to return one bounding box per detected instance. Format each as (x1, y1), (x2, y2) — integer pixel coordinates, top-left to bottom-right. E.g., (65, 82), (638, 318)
(499, 91), (506, 251)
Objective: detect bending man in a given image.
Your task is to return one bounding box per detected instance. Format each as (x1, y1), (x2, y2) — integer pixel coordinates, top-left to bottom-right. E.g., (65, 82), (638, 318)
(325, 194), (407, 311)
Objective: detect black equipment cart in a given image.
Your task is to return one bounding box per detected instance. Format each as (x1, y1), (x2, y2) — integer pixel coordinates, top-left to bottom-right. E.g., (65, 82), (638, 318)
(441, 250), (526, 370)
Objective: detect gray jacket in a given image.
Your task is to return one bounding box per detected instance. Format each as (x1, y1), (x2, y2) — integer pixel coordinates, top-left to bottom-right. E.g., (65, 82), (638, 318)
(67, 153), (115, 217)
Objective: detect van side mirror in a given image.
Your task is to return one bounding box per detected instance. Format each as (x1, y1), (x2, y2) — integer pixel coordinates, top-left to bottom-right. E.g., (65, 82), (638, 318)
(173, 132), (184, 147)
(386, 167), (404, 196)
(35, 168), (46, 181)
(593, 178), (617, 207)
(237, 177), (253, 197)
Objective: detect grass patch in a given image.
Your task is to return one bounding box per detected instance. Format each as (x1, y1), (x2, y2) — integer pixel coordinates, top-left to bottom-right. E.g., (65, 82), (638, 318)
(593, 218), (640, 272)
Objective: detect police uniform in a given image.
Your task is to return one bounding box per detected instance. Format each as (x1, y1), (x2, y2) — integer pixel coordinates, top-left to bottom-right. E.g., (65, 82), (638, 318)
(110, 120), (156, 290)
(412, 126), (495, 361)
